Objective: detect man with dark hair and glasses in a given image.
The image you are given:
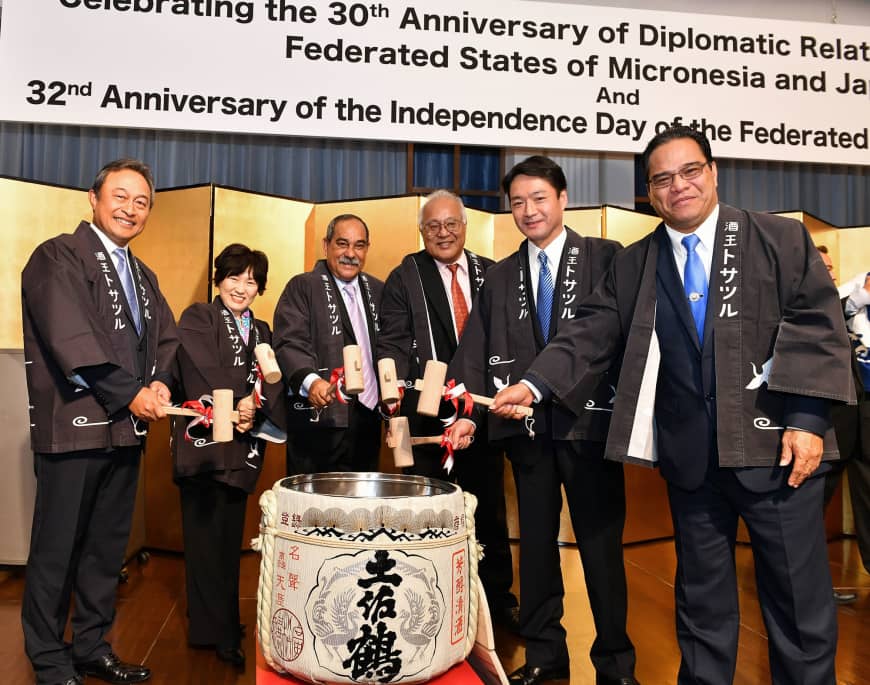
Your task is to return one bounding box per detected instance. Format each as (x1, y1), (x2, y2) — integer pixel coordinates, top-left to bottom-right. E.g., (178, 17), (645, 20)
(273, 213), (385, 474)
(447, 159), (638, 685)
(491, 126), (854, 684)
(377, 189), (519, 633)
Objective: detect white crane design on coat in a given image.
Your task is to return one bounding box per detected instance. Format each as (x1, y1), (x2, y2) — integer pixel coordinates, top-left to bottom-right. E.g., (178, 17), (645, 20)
(746, 358), (773, 390)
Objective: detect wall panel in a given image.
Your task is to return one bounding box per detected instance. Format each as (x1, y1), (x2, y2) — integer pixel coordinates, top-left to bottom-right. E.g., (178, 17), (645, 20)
(213, 187), (312, 327)
(135, 186), (213, 318)
(310, 197), (420, 282)
(493, 213), (522, 261)
(0, 179), (90, 348)
(604, 206), (661, 247)
(563, 207), (604, 238)
(838, 227), (870, 290)
(464, 207), (495, 260)
(137, 186), (213, 552)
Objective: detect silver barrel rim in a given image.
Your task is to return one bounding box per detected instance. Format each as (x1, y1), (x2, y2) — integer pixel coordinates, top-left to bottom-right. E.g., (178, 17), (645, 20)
(279, 471), (459, 498)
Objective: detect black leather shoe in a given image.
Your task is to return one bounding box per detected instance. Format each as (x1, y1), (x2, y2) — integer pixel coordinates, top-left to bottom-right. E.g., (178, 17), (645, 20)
(56, 677), (83, 685)
(493, 604), (521, 634)
(833, 589), (857, 604)
(597, 677), (641, 685)
(77, 652), (151, 683)
(508, 663), (570, 684)
(216, 646), (246, 667)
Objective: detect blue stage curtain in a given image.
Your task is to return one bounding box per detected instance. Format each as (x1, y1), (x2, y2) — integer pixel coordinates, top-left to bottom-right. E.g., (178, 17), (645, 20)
(2, 122), (868, 226)
(0, 122), (405, 202)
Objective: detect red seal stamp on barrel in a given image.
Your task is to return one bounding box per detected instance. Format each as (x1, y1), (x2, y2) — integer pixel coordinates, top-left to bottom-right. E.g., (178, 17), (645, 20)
(271, 608), (304, 662)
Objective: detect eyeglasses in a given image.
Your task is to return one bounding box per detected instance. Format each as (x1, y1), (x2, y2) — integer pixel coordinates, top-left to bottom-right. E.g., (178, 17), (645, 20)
(421, 218), (464, 236)
(647, 162), (709, 189)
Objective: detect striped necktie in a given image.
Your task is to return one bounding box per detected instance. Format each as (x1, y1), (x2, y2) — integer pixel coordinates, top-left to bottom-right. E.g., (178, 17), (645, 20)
(114, 248), (141, 334)
(537, 250), (554, 343)
(344, 285), (378, 409)
(447, 263), (469, 340)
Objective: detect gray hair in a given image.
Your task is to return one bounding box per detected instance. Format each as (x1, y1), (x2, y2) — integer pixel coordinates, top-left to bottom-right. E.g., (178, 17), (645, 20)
(418, 190), (467, 227)
(325, 213), (370, 242)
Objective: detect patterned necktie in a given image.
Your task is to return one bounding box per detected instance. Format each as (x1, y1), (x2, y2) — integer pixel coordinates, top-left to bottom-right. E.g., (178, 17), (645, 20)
(344, 285), (378, 409)
(681, 234), (708, 345)
(447, 263), (469, 340)
(114, 248), (141, 334)
(537, 250), (554, 343)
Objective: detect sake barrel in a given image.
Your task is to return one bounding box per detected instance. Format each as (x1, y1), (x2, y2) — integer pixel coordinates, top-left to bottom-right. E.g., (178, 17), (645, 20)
(255, 472), (481, 683)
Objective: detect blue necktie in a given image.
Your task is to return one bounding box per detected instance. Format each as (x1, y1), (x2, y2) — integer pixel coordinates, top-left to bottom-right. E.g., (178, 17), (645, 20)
(681, 234), (707, 345)
(537, 250), (554, 343)
(114, 248), (141, 334)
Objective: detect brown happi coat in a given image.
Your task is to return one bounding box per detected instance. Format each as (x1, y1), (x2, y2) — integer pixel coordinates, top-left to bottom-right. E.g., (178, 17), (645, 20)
(22, 221), (178, 452)
(172, 298), (286, 493)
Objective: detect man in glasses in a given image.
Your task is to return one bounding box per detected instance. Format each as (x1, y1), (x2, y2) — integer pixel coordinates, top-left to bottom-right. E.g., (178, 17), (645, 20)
(447, 159), (638, 685)
(273, 214), (384, 474)
(377, 189), (519, 633)
(492, 126), (854, 684)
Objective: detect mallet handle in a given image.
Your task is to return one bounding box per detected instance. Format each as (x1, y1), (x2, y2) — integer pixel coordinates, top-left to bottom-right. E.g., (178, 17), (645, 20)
(413, 379), (534, 417)
(162, 406), (205, 417)
(161, 406), (240, 421)
(409, 436), (444, 446)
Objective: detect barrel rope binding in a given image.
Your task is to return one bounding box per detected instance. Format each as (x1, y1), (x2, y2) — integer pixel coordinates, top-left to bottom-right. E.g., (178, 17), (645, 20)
(254, 485), (484, 671)
(462, 490), (481, 658)
(255, 487), (281, 672)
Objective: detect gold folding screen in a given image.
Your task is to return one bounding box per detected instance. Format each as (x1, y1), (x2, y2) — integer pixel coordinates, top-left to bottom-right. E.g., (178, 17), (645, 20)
(0, 179), (92, 348)
(5, 177), (869, 553)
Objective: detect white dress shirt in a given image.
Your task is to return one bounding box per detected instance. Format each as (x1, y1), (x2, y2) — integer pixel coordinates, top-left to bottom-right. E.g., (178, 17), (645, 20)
(527, 226), (568, 304)
(91, 223), (132, 274)
(664, 205), (719, 287)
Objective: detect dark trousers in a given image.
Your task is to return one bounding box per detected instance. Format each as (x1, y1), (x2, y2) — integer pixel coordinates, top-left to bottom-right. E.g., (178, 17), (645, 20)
(667, 470), (836, 685)
(506, 436), (635, 680)
(825, 399), (870, 574)
(404, 442), (517, 611)
(847, 402), (870, 572)
(286, 402), (381, 475)
(22, 447), (141, 685)
(178, 476), (247, 650)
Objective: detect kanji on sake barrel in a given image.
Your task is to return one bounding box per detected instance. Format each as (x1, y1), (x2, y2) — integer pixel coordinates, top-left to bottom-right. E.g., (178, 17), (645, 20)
(254, 472), (481, 684)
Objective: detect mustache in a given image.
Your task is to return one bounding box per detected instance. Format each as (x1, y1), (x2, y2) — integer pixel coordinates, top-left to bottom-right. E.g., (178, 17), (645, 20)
(338, 256), (361, 266)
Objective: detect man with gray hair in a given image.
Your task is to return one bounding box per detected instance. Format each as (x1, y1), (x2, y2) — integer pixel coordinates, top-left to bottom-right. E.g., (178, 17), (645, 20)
(377, 190), (519, 631)
(274, 213), (384, 474)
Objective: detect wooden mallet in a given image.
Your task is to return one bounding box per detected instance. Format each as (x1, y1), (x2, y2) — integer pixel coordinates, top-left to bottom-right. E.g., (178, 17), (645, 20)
(414, 360), (534, 418)
(377, 358), (403, 404)
(322, 345), (365, 397)
(342, 344), (364, 395)
(254, 343), (282, 384)
(162, 388), (240, 442)
(386, 416), (443, 468)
